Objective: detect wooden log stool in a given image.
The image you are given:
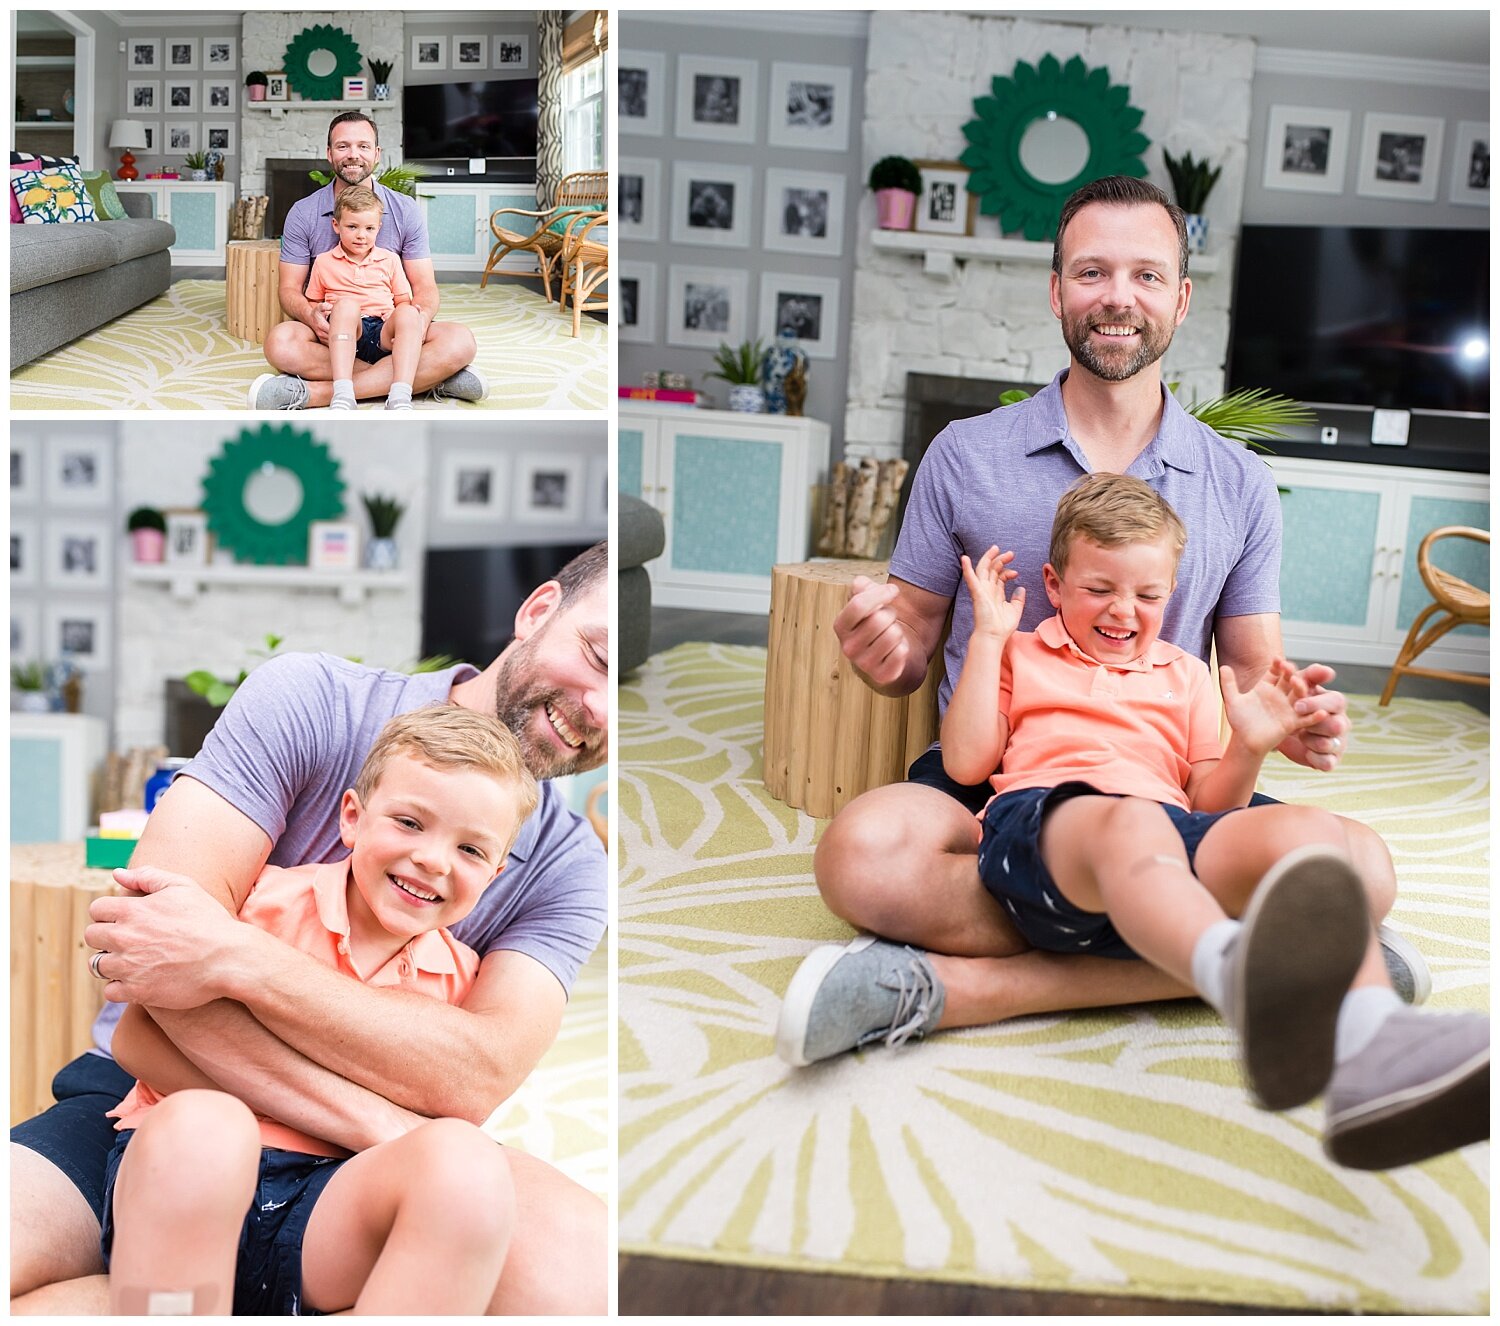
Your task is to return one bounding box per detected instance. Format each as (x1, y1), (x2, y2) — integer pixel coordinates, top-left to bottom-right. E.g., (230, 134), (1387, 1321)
(763, 560), (946, 820)
(225, 238), (288, 344)
(10, 844), (117, 1125)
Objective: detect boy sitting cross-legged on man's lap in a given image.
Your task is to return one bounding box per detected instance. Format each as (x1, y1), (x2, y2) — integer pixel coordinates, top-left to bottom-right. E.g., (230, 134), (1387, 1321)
(779, 473), (1488, 1171)
(101, 706), (539, 1315)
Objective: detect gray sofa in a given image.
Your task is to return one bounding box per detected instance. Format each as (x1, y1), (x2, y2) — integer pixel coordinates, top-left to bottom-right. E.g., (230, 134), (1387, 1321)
(10, 192), (175, 369)
(620, 493), (666, 675)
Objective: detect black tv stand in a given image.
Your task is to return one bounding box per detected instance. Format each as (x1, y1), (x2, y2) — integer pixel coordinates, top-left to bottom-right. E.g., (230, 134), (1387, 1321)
(413, 159), (535, 184)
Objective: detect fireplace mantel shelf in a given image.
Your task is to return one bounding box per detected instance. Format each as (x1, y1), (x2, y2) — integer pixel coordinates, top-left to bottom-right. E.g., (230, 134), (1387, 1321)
(129, 564), (414, 607)
(870, 229), (1221, 277)
(246, 100), (395, 118)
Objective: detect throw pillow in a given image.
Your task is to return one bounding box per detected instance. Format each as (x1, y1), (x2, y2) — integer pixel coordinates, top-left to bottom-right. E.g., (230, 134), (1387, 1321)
(81, 170), (129, 221)
(12, 162), (98, 224)
(9, 155), (40, 223)
(545, 205), (604, 236)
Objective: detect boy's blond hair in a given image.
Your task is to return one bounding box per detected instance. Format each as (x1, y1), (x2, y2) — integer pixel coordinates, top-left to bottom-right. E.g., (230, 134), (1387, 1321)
(333, 185), (383, 222)
(353, 706), (539, 856)
(1049, 473), (1188, 575)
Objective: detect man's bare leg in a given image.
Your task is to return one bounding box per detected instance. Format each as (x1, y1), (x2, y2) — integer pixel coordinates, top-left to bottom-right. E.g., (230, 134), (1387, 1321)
(10, 1145), (105, 1302)
(263, 321), (476, 407)
(11, 1275), (107, 1316)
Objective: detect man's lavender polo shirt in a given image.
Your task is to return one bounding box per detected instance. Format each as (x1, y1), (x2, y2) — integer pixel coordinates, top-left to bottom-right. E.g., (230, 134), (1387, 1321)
(280, 180), (430, 267)
(890, 369), (1282, 716)
(91, 652), (605, 1056)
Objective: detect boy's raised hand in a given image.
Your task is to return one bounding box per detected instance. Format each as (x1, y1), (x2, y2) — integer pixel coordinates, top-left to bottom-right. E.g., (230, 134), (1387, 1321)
(961, 546), (1025, 641)
(1220, 657), (1330, 758)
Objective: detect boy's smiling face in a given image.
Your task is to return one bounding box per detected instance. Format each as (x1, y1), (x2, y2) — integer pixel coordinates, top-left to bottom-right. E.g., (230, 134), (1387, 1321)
(331, 207), (381, 259)
(1043, 535), (1177, 664)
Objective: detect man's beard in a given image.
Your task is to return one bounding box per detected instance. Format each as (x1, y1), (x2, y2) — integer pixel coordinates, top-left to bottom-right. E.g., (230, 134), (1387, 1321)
(494, 642), (605, 779)
(1061, 307), (1175, 383)
(334, 159), (375, 186)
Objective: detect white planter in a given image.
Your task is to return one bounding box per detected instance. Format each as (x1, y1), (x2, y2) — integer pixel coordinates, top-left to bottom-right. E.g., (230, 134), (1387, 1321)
(364, 536), (399, 571)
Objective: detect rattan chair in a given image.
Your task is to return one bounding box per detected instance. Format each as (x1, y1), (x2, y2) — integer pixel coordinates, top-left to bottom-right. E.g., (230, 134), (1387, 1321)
(480, 170), (608, 302)
(1379, 526), (1490, 705)
(557, 209), (608, 337)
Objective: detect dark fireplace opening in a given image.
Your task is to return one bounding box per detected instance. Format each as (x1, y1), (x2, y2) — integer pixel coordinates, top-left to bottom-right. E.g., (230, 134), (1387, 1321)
(264, 158), (330, 239)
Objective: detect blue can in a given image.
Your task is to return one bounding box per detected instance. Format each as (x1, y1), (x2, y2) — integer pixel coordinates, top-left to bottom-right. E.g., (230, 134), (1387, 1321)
(145, 757), (193, 812)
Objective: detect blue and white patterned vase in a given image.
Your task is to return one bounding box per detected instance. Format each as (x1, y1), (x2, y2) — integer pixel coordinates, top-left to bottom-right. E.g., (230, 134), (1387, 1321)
(759, 330), (808, 415)
(1184, 212), (1209, 255)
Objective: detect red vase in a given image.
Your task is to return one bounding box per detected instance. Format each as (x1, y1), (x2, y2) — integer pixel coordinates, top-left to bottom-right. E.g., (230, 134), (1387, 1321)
(875, 188), (916, 231)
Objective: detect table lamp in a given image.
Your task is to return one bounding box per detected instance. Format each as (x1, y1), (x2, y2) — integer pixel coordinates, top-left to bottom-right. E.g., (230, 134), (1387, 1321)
(108, 119), (149, 180)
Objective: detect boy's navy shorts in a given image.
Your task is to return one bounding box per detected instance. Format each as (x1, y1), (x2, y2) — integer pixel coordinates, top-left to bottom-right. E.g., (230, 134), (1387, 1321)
(976, 781), (1244, 960)
(101, 1131), (345, 1316)
(355, 314), (389, 364)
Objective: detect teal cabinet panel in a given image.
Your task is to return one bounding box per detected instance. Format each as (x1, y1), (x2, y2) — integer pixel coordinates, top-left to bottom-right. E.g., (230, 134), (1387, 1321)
(426, 193), (479, 257)
(1396, 497), (1490, 636)
(11, 737), (63, 844)
(670, 434), (781, 576)
(169, 191), (217, 252)
(1279, 486), (1381, 626)
(619, 429), (644, 498)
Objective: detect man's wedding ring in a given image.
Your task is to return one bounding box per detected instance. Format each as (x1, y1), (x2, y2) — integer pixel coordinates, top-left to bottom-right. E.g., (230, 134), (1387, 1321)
(89, 951), (106, 979)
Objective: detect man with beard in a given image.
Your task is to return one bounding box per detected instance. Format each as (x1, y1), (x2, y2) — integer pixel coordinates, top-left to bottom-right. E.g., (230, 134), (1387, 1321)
(774, 177), (1432, 1068)
(11, 545), (609, 1315)
(249, 112), (487, 410)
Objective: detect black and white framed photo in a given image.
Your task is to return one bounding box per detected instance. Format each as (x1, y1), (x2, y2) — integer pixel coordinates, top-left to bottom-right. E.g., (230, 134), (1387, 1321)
(767, 61), (851, 153)
(619, 51), (665, 137)
(12, 596), (40, 664)
(411, 36), (447, 71)
(166, 38), (199, 72)
(44, 437), (113, 508)
(204, 79), (234, 111)
(763, 167), (844, 256)
(127, 80), (161, 113)
(619, 156), (661, 242)
(166, 80), (197, 113)
(44, 601), (112, 672)
(759, 271), (841, 361)
(515, 454), (585, 524)
(1449, 120), (1488, 207)
(45, 519), (112, 591)
(438, 450), (508, 522)
(1357, 112), (1445, 203)
(11, 517), (39, 589)
(203, 36), (236, 72)
(670, 161), (753, 248)
(142, 125), (156, 152)
(667, 265), (749, 349)
(1262, 104), (1351, 195)
(915, 160), (974, 237)
(494, 35), (530, 70)
(128, 38), (161, 72)
(164, 510), (209, 566)
(11, 435), (39, 504)
(453, 35), (488, 69)
(618, 261), (657, 345)
(264, 73), (289, 103)
(674, 54), (758, 145)
(203, 122), (235, 155)
(166, 122), (197, 154)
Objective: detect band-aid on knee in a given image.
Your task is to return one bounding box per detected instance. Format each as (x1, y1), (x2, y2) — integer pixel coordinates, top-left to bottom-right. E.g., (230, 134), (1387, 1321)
(1131, 853), (1191, 872)
(117, 1286), (219, 1314)
(333, 333), (353, 341)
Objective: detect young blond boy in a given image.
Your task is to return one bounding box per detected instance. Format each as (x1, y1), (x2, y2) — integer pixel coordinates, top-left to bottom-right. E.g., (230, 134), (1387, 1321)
(101, 706), (539, 1314)
(303, 185), (428, 411)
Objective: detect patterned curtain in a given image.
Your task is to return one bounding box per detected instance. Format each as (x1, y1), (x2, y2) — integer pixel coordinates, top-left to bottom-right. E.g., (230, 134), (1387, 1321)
(536, 13), (565, 208)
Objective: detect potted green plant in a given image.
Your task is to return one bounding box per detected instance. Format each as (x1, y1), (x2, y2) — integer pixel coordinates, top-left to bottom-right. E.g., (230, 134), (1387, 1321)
(245, 70), (268, 103)
(869, 155), (922, 231)
(361, 492), (405, 571)
(708, 338), (768, 413)
(11, 659), (52, 713)
(127, 507), (167, 563)
(183, 149), (209, 181)
(1162, 147), (1222, 255)
(368, 56), (394, 102)
(307, 161), (429, 199)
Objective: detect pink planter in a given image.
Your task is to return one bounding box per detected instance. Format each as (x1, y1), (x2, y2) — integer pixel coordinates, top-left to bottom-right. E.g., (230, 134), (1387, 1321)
(875, 188), (916, 231)
(248, 85), (266, 102)
(131, 528), (165, 563)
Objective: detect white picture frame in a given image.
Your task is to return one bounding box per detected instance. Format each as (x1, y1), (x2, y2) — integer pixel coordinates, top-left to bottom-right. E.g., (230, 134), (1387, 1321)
(494, 35), (530, 71)
(1357, 113), (1445, 203)
(203, 122), (235, 156)
(915, 161), (974, 237)
(586, 455), (609, 527)
(166, 80), (197, 114)
(164, 510), (209, 566)
(411, 37), (447, 72)
(667, 265), (748, 350)
(44, 437), (114, 508)
(308, 520), (361, 571)
(44, 519), (112, 591)
(767, 61), (852, 153)
(128, 38), (162, 72)
(10, 435), (39, 504)
(1448, 120), (1488, 207)
(11, 596), (41, 665)
(618, 261), (657, 345)
(618, 156), (660, 243)
(203, 36), (237, 72)
(127, 80), (161, 114)
(759, 271), (842, 361)
(453, 35), (488, 70)
(618, 51), (665, 137)
(203, 79), (234, 112)
(1262, 104), (1352, 195)
(166, 38), (199, 73)
(762, 167), (844, 257)
(264, 72), (289, 103)
(44, 601), (112, 672)
(166, 122), (197, 154)
(438, 450), (508, 522)
(674, 54), (759, 145)
(670, 161), (753, 249)
(514, 454), (585, 524)
(11, 517), (40, 589)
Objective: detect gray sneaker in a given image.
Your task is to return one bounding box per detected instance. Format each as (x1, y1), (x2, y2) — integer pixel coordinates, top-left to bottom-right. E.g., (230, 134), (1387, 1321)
(247, 373), (309, 410)
(1324, 1007), (1489, 1170)
(1378, 923), (1432, 1005)
(775, 936), (945, 1068)
(1221, 845), (1369, 1112)
(428, 364), (489, 403)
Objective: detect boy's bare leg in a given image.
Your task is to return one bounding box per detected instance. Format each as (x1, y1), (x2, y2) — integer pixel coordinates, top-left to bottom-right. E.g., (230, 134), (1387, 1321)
(326, 297), (361, 388)
(263, 320), (477, 408)
(11, 1274), (107, 1315)
(382, 305), (424, 393)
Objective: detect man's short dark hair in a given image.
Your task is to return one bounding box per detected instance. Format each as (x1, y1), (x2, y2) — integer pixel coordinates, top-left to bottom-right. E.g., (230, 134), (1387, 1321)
(1052, 175), (1188, 281)
(555, 541), (606, 609)
(327, 111), (378, 146)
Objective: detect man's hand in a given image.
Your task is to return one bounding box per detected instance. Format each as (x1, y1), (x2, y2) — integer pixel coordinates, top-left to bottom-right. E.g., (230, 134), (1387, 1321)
(960, 546), (1023, 642)
(1276, 662), (1350, 771)
(835, 575), (914, 688)
(84, 867), (258, 1008)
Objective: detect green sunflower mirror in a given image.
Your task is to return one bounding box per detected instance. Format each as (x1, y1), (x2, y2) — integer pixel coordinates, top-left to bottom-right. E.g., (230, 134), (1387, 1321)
(283, 24), (364, 101)
(201, 425), (347, 566)
(960, 54), (1151, 241)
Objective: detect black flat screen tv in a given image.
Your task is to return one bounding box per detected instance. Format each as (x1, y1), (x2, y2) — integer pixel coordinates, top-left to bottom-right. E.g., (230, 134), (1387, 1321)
(403, 79), (539, 160)
(1227, 225), (1488, 416)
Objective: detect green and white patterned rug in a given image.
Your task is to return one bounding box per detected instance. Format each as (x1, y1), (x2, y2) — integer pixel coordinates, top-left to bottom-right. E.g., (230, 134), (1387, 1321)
(11, 280), (608, 411)
(619, 643), (1490, 1313)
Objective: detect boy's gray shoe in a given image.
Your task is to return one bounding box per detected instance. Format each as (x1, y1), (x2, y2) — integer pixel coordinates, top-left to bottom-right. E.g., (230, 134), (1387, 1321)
(1221, 845), (1369, 1112)
(247, 373), (309, 410)
(1323, 1007), (1489, 1170)
(775, 936), (945, 1068)
(1377, 923), (1432, 1005)
(428, 365), (490, 403)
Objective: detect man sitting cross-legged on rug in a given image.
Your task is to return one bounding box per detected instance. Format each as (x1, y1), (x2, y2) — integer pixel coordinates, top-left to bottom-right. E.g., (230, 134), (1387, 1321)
(249, 111), (487, 411)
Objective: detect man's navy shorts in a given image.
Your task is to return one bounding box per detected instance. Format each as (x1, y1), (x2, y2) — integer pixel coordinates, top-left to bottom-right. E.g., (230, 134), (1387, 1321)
(11, 1052), (132, 1222)
(101, 1130), (345, 1316)
(355, 314), (389, 364)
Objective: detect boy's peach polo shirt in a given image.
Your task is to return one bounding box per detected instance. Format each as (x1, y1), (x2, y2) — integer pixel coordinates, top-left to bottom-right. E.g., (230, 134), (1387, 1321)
(108, 860), (479, 1158)
(305, 244), (411, 318)
(987, 614), (1223, 812)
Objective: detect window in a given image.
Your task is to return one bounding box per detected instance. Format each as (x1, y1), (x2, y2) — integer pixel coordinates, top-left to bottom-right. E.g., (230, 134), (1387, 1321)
(563, 54), (605, 174)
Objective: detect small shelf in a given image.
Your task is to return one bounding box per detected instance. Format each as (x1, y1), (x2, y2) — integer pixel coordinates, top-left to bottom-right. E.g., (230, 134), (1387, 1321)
(129, 563), (413, 607)
(245, 99), (394, 116)
(870, 228), (1222, 276)
(16, 56), (76, 69)
(16, 120), (75, 128)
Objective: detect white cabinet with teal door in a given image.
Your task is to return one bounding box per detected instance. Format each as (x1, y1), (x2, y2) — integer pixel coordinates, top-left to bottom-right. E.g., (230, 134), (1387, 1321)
(621, 405), (832, 613)
(116, 181), (235, 265)
(1271, 457), (1488, 671)
(420, 183), (540, 275)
